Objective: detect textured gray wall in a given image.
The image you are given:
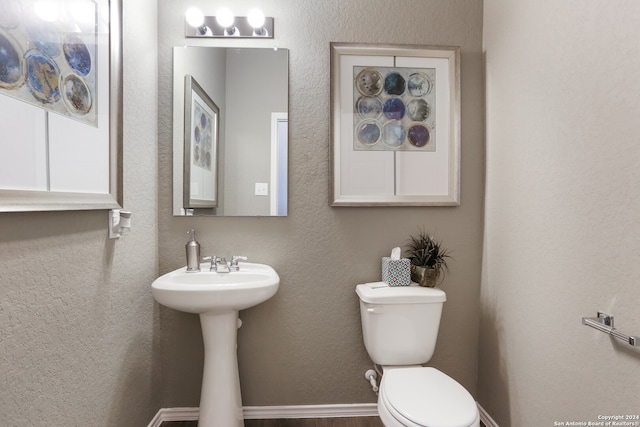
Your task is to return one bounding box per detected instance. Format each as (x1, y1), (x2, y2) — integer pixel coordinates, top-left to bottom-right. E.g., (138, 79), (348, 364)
(480, 1), (640, 425)
(0, 0), (159, 425)
(158, 0), (484, 408)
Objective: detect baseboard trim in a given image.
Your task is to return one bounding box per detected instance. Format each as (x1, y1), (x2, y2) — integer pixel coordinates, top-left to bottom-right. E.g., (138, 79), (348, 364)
(147, 404), (377, 426)
(148, 407), (199, 427)
(477, 403), (499, 427)
(149, 402), (497, 426)
(244, 403), (379, 419)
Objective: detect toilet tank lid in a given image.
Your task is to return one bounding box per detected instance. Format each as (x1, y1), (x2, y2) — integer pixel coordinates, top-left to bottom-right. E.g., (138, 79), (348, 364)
(356, 282), (446, 304)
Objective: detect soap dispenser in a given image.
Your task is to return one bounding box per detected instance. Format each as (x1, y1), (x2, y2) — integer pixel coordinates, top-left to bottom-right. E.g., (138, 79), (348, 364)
(186, 229), (201, 272)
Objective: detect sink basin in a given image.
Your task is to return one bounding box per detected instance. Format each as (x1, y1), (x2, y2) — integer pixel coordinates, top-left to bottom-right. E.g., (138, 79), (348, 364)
(152, 262), (279, 313)
(152, 262), (279, 427)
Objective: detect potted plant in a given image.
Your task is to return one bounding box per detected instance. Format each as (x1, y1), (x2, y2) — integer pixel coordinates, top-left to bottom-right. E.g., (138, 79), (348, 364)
(404, 230), (451, 287)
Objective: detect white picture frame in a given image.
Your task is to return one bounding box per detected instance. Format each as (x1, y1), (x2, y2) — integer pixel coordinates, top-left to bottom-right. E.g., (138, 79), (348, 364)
(330, 43), (461, 206)
(0, 0), (123, 211)
(183, 75), (219, 209)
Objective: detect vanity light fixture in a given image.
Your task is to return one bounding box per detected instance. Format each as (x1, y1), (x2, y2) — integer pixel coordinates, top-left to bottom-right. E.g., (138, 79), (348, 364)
(184, 7), (274, 39)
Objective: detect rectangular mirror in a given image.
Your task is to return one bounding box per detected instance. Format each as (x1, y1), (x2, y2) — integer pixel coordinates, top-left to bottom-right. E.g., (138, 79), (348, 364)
(172, 47), (288, 216)
(0, 0), (123, 212)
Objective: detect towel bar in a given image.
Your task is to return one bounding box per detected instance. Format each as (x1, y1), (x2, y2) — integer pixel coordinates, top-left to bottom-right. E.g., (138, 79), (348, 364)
(582, 312), (639, 346)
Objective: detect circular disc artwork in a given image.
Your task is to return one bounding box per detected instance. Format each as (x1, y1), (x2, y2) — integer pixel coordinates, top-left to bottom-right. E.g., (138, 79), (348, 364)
(355, 68), (383, 96)
(382, 120), (406, 148)
(353, 66), (436, 151)
(61, 73), (92, 116)
(407, 98), (431, 122)
(356, 120), (382, 146)
(0, 32), (23, 89)
(408, 124), (431, 148)
(384, 72), (406, 95)
(383, 97), (405, 120)
(357, 96), (383, 119)
(63, 33), (92, 76)
(25, 50), (60, 104)
(408, 72), (432, 97)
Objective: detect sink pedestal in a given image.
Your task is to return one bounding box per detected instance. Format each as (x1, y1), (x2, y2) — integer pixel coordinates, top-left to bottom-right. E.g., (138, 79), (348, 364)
(198, 311), (243, 427)
(151, 262), (280, 427)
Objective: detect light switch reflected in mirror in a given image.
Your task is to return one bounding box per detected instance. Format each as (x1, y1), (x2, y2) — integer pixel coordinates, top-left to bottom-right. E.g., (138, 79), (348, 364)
(172, 47), (288, 217)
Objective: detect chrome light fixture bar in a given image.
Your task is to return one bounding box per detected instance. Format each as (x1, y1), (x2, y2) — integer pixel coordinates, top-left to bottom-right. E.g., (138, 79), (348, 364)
(185, 8), (274, 39)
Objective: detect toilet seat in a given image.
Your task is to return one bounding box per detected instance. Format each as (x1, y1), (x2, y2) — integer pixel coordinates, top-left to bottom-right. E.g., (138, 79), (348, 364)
(379, 367), (479, 427)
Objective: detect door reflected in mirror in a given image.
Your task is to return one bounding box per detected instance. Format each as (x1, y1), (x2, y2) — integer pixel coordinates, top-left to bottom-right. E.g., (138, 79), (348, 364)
(173, 47), (288, 216)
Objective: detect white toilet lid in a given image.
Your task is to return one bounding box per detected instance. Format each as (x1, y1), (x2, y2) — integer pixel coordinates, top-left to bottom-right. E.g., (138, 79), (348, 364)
(382, 367), (478, 427)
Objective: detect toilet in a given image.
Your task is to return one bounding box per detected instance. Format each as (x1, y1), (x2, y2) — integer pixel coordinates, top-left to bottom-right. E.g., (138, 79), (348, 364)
(356, 282), (480, 427)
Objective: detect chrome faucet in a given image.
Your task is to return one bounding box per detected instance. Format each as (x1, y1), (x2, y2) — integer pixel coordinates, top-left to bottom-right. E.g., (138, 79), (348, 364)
(212, 256), (230, 273)
(202, 255), (247, 272)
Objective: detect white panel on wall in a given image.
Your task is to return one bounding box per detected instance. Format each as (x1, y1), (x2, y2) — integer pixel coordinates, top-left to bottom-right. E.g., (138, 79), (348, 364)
(47, 22), (110, 194)
(338, 54), (453, 198)
(395, 56), (451, 196)
(339, 54), (395, 196)
(48, 112), (110, 193)
(0, 98), (47, 190)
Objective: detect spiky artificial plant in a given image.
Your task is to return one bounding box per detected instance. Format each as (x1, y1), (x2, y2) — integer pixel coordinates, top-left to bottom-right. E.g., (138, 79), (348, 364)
(404, 229), (451, 272)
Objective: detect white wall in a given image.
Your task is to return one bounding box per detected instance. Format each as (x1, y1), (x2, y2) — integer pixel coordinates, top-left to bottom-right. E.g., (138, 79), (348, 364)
(480, 0), (640, 425)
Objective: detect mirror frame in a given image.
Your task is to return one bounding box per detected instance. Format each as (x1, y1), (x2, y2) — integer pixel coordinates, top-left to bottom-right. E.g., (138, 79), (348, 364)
(0, 0), (123, 212)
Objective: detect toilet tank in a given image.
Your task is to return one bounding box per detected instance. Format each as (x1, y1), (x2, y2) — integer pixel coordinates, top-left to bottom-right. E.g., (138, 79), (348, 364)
(356, 283), (446, 366)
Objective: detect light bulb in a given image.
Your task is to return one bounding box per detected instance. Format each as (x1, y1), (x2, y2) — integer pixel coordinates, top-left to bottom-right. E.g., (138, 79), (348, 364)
(185, 7), (204, 28)
(215, 8), (234, 28)
(247, 8), (265, 29)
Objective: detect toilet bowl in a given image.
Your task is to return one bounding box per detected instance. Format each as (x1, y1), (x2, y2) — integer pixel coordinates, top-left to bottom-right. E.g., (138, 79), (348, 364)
(377, 367), (480, 427)
(356, 282), (480, 427)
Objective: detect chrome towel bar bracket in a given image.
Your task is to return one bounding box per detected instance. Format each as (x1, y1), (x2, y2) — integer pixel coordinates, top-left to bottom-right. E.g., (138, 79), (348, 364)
(582, 312), (639, 346)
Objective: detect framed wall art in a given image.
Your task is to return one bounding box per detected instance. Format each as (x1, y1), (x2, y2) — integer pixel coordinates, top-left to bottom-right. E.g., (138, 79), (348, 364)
(330, 43), (460, 206)
(0, 0), (123, 211)
(183, 75), (219, 209)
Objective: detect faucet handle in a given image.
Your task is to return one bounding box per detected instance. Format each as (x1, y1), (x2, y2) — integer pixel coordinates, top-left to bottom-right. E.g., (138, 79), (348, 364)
(230, 256), (248, 271)
(202, 255), (217, 271)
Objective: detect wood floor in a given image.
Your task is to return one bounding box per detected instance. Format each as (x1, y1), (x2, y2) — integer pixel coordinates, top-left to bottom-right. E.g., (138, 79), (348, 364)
(162, 417), (383, 426)
(162, 417), (485, 426)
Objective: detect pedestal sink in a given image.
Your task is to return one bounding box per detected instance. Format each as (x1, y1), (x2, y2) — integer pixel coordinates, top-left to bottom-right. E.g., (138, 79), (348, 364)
(152, 262), (279, 427)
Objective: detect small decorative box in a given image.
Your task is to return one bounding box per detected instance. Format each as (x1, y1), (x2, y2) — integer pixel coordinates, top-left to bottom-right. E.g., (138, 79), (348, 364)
(382, 257), (411, 287)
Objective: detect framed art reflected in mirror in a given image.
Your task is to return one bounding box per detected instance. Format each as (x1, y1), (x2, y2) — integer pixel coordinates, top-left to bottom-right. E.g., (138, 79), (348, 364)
(183, 75), (219, 209)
